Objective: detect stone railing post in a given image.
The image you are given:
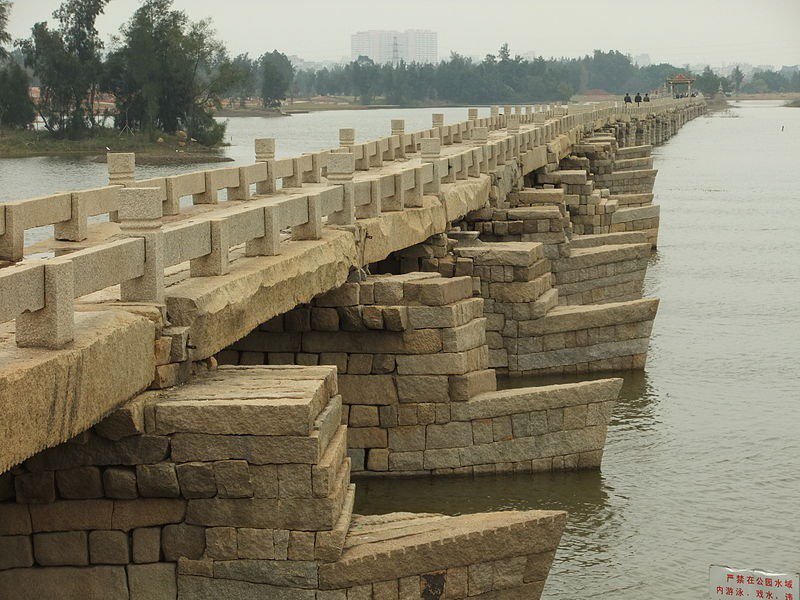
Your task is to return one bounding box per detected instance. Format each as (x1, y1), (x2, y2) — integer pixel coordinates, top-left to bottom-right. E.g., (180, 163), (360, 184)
(16, 258), (74, 349)
(327, 153), (357, 225)
(468, 108), (479, 122)
(339, 128), (355, 150)
(107, 152), (135, 222)
(432, 113), (445, 143)
(490, 106), (500, 129)
(119, 187), (165, 303)
(421, 138), (442, 198)
(255, 138), (276, 194)
(246, 204), (281, 257)
(391, 119), (406, 158)
(191, 218), (230, 277)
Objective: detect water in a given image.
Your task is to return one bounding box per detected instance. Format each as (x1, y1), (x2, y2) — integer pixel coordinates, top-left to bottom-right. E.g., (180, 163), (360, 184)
(0, 106), (481, 202)
(2, 101), (798, 597)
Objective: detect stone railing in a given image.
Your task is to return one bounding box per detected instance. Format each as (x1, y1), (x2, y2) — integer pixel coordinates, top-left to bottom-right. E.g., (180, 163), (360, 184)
(0, 98), (704, 350)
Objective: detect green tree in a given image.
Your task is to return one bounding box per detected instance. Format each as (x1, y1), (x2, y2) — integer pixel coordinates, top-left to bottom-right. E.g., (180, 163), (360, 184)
(0, 61), (35, 130)
(730, 66), (744, 94)
(348, 55), (380, 105)
(0, 0), (12, 59)
(227, 53), (257, 107)
(105, 0), (234, 145)
(18, 0), (109, 138)
(259, 50), (294, 108)
(694, 66), (723, 96)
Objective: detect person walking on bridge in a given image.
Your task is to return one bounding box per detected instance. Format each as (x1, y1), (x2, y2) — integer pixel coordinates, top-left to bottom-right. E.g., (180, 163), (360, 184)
(624, 93), (632, 105)
(635, 92), (642, 106)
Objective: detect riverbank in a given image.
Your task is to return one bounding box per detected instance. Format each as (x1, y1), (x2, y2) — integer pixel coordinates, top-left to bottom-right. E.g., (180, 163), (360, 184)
(0, 129), (232, 164)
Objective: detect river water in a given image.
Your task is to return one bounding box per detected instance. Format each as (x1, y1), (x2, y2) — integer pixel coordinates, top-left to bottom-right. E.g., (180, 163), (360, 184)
(1, 101), (798, 598)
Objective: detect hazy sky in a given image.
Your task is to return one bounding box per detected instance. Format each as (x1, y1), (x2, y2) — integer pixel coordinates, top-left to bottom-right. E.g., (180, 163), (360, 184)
(7, 0), (800, 67)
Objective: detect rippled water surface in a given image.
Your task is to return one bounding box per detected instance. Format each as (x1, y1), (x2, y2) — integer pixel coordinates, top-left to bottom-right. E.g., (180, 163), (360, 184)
(2, 101), (798, 598)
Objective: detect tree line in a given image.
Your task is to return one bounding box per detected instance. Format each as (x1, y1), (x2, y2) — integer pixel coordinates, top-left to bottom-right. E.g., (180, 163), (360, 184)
(0, 0), (294, 144)
(1, 1), (799, 143)
(293, 47), (800, 106)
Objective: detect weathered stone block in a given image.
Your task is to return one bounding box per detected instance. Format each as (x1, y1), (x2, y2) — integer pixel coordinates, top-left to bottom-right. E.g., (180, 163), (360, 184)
(14, 471), (55, 504)
(349, 405), (380, 427)
(426, 422), (474, 449)
(448, 369), (497, 402)
(214, 460), (253, 499)
(132, 527), (161, 563)
(404, 276), (473, 306)
(137, 463), (180, 498)
(111, 499), (186, 531)
(33, 531), (88, 566)
(103, 468), (138, 500)
(0, 565), (129, 599)
(396, 375), (450, 403)
(441, 318), (487, 353)
(0, 535), (33, 570)
(162, 523), (206, 561)
(0, 504), (31, 535)
(176, 462), (216, 499)
(30, 499), (113, 532)
(89, 530), (129, 565)
(388, 426), (426, 452)
(55, 466), (103, 499)
(206, 527), (237, 560)
(338, 375), (398, 406)
(128, 563), (177, 600)
(237, 528), (274, 560)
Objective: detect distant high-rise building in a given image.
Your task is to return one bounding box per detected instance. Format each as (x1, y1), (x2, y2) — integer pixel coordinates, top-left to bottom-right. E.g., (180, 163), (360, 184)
(350, 30), (438, 65)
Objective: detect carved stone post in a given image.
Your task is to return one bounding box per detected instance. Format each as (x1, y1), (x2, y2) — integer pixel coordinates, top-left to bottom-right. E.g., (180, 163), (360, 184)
(255, 138), (276, 194)
(16, 258), (74, 349)
(107, 152), (135, 222)
(327, 153), (356, 225)
(119, 187), (165, 302)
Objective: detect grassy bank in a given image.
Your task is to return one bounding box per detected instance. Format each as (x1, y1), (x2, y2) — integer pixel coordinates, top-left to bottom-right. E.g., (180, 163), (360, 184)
(0, 128), (231, 164)
(786, 99), (800, 108)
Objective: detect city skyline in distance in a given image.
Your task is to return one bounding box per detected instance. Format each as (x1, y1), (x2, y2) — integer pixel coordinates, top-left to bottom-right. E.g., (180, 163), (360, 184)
(6, 0), (800, 69)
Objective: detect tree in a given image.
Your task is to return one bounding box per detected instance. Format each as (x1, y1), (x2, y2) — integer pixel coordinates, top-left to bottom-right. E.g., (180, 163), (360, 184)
(105, 0), (234, 145)
(18, 0), (109, 138)
(0, 0), (11, 59)
(259, 50), (293, 108)
(0, 61), (35, 130)
(348, 55), (380, 105)
(227, 53), (257, 107)
(730, 66), (744, 94)
(694, 66), (723, 96)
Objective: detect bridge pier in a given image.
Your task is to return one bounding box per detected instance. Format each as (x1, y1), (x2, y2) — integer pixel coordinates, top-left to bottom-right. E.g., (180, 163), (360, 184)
(0, 366), (565, 599)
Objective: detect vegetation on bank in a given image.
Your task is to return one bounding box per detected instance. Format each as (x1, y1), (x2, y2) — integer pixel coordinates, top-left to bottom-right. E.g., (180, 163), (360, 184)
(1, 0), (799, 158)
(786, 99), (800, 108)
(0, 127), (230, 162)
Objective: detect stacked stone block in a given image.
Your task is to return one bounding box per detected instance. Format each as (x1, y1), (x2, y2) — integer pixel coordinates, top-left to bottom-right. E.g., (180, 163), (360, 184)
(535, 169), (619, 235)
(0, 366), (354, 598)
(551, 242), (651, 306)
(0, 365), (576, 598)
(462, 204), (570, 259)
(219, 273), (620, 476)
(511, 298), (659, 376)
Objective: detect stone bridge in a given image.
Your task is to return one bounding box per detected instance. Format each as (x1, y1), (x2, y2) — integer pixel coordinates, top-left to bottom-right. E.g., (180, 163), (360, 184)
(0, 98), (705, 598)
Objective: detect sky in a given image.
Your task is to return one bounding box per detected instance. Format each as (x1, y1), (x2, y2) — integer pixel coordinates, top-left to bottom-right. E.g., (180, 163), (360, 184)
(6, 0), (800, 68)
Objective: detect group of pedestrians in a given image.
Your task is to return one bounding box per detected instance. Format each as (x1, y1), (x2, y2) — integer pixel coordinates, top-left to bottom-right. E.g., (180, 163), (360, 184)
(624, 92), (650, 106)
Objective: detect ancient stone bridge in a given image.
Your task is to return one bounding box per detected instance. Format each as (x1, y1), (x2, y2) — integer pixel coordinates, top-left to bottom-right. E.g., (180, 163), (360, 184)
(0, 98), (705, 598)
